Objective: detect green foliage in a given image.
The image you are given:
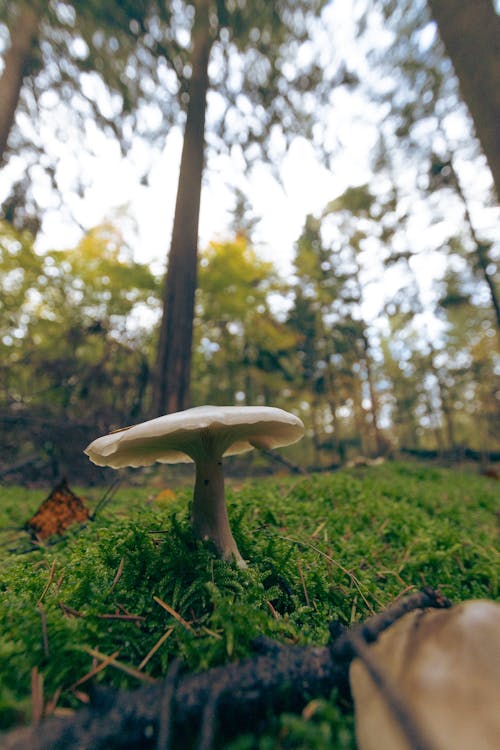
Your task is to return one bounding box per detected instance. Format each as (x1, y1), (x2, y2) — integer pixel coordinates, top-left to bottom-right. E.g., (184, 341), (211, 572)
(326, 185), (376, 216)
(193, 236), (300, 406)
(0, 463), (498, 746)
(288, 188), (394, 459)
(227, 695), (356, 750)
(0, 221), (159, 475)
(198, 236), (276, 326)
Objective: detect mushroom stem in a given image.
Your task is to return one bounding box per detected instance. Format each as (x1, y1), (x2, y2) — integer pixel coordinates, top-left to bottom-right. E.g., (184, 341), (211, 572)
(191, 456), (246, 567)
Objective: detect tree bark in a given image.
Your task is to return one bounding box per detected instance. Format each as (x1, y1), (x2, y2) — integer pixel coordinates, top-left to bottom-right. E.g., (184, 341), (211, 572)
(428, 0), (500, 200)
(152, 0), (213, 415)
(0, 3), (40, 165)
(359, 330), (385, 455)
(446, 152), (500, 338)
(433, 365), (455, 451)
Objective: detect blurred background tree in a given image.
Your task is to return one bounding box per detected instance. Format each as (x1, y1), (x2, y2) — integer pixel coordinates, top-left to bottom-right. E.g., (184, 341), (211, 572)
(0, 0), (178, 231)
(152, 0), (341, 416)
(0, 221), (158, 478)
(193, 235), (299, 408)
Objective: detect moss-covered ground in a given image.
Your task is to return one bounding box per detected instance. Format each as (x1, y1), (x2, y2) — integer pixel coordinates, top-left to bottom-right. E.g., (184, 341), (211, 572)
(0, 462), (498, 748)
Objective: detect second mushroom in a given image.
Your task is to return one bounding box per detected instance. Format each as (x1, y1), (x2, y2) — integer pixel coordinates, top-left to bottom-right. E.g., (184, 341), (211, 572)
(85, 405), (304, 567)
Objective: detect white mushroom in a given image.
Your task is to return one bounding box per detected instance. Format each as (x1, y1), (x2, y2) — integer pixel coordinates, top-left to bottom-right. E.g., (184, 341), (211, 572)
(84, 405), (304, 567)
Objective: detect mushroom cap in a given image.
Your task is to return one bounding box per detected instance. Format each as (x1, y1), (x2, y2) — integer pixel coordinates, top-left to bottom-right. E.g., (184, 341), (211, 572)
(84, 405), (305, 469)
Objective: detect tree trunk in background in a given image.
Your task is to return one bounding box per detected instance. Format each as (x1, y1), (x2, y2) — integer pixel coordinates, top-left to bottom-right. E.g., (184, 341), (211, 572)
(130, 357), (150, 420)
(423, 391), (445, 455)
(311, 395), (322, 467)
(352, 371), (369, 455)
(428, 0), (500, 199)
(152, 0), (213, 415)
(360, 331), (384, 455)
(0, 4), (40, 165)
(432, 365), (455, 450)
(324, 362), (344, 462)
(445, 152), (500, 337)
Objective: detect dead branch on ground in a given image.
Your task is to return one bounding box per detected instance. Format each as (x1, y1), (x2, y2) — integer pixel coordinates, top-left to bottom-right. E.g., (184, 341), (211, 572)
(1, 588), (450, 750)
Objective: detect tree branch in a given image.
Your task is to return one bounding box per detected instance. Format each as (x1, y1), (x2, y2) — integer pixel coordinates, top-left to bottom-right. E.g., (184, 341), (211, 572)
(1, 588), (450, 750)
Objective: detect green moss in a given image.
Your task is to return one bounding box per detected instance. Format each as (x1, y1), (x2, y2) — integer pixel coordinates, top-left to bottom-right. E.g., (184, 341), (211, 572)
(0, 462), (498, 745)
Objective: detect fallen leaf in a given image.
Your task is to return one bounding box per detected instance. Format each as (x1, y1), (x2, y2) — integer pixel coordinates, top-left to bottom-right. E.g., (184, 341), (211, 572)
(27, 479), (89, 540)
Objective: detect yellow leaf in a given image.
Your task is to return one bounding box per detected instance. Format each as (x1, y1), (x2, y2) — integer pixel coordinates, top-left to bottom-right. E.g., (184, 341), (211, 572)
(155, 488), (177, 503)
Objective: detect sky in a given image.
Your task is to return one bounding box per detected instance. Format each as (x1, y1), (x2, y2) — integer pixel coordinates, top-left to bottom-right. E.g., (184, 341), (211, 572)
(30, 1), (379, 278)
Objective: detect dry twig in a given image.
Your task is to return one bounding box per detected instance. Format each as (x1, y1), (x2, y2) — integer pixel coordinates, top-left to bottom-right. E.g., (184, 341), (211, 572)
(138, 628), (174, 671)
(85, 649), (157, 685)
(153, 596), (195, 632)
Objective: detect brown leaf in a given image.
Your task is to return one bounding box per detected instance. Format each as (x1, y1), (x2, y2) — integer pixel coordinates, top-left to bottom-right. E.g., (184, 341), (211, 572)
(27, 479), (89, 540)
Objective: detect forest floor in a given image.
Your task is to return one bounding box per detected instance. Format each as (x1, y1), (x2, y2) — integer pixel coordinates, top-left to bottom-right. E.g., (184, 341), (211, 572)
(0, 462), (498, 748)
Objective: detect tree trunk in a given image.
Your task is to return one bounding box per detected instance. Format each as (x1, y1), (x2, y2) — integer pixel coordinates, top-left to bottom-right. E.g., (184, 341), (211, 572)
(423, 337), (456, 452)
(310, 395), (323, 467)
(0, 3), (40, 165)
(360, 330), (384, 455)
(130, 356), (150, 420)
(428, 0), (500, 199)
(324, 362), (343, 462)
(446, 152), (500, 338)
(433, 368), (455, 451)
(352, 371), (369, 455)
(152, 0), (213, 415)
